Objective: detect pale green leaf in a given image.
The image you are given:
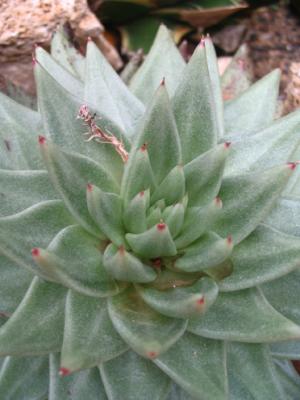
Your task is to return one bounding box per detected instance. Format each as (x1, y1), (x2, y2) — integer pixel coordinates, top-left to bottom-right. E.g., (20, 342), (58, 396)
(49, 353), (107, 400)
(228, 343), (285, 400)
(0, 92), (42, 170)
(86, 185), (124, 245)
(271, 340), (300, 360)
(100, 350), (171, 400)
(274, 360), (300, 400)
(108, 288), (187, 358)
(35, 62), (124, 182)
(0, 355), (48, 400)
(40, 140), (118, 237)
(85, 41), (144, 137)
(0, 254), (33, 315)
(188, 288), (300, 343)
(132, 82), (182, 184)
(265, 196), (300, 237)
(0, 169), (57, 217)
(172, 43), (218, 163)
(261, 267), (300, 326)
(129, 25), (185, 104)
(184, 143), (230, 207)
(214, 164), (295, 244)
(155, 333), (228, 400)
(224, 110), (300, 176)
(34, 225), (119, 297)
(0, 278), (66, 356)
(219, 224), (300, 291)
(137, 277), (218, 319)
(36, 46), (83, 98)
(61, 290), (127, 372)
(0, 200), (74, 276)
(224, 69), (280, 136)
(103, 243), (157, 283)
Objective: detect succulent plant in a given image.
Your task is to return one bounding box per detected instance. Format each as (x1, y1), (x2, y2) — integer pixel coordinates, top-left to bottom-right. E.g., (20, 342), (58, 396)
(1, 25), (300, 400)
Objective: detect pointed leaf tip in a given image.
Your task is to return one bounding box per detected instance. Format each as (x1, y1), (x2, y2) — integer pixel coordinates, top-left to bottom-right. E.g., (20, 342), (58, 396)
(38, 135), (46, 145)
(215, 197), (223, 208)
(59, 367), (71, 377)
(227, 235), (233, 246)
(86, 183), (93, 192)
(196, 296), (205, 306)
(160, 77), (165, 86)
(224, 142), (231, 149)
(147, 351), (158, 359)
(157, 222), (166, 231)
(31, 248), (40, 257)
(140, 143), (148, 152)
(287, 162), (299, 171)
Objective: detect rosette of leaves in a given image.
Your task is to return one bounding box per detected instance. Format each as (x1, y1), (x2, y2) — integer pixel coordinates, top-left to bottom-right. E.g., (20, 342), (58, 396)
(0, 26), (300, 400)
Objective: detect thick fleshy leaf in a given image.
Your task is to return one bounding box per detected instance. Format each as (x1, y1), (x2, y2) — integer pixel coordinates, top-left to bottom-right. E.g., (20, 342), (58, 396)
(271, 340), (300, 359)
(51, 29), (85, 80)
(221, 44), (252, 100)
(172, 43), (218, 164)
(133, 82), (182, 184)
(204, 36), (224, 139)
(0, 92), (42, 170)
(35, 62), (124, 181)
(219, 224), (300, 291)
(155, 333), (228, 400)
(103, 244), (156, 283)
(164, 202), (185, 237)
(224, 69), (280, 136)
(49, 353), (107, 400)
(175, 232), (233, 273)
(40, 139), (118, 237)
(85, 41), (144, 137)
(100, 350), (171, 400)
(188, 288), (300, 343)
(126, 222), (177, 258)
(184, 143), (230, 207)
(32, 225), (119, 297)
(0, 278), (66, 356)
(151, 165), (185, 206)
(61, 290), (127, 372)
(165, 384), (195, 400)
(86, 185), (124, 245)
(123, 189), (149, 233)
(36, 46), (83, 98)
(137, 277), (218, 319)
(261, 268), (300, 326)
(0, 169), (57, 217)
(228, 343), (285, 400)
(129, 25), (185, 104)
(0, 254), (33, 315)
(0, 355), (49, 400)
(108, 288), (187, 358)
(175, 198), (223, 249)
(213, 164), (296, 244)
(0, 200), (74, 276)
(224, 110), (300, 176)
(265, 196), (300, 237)
(121, 145), (156, 205)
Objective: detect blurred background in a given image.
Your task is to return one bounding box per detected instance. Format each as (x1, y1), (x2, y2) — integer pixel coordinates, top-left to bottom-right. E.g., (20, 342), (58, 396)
(0, 0), (299, 114)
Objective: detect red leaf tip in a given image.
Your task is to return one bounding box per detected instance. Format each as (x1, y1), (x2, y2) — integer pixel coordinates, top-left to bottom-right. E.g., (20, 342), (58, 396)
(31, 248), (40, 257)
(59, 368), (71, 377)
(118, 245), (125, 255)
(139, 191), (145, 197)
(87, 183), (93, 192)
(214, 197), (223, 208)
(227, 235), (233, 245)
(87, 36), (92, 42)
(140, 143), (148, 152)
(38, 135), (46, 145)
(287, 162), (298, 171)
(198, 37), (205, 49)
(196, 296), (205, 306)
(32, 56), (37, 67)
(157, 222), (166, 231)
(160, 77), (165, 86)
(147, 351), (158, 359)
(224, 142), (231, 149)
